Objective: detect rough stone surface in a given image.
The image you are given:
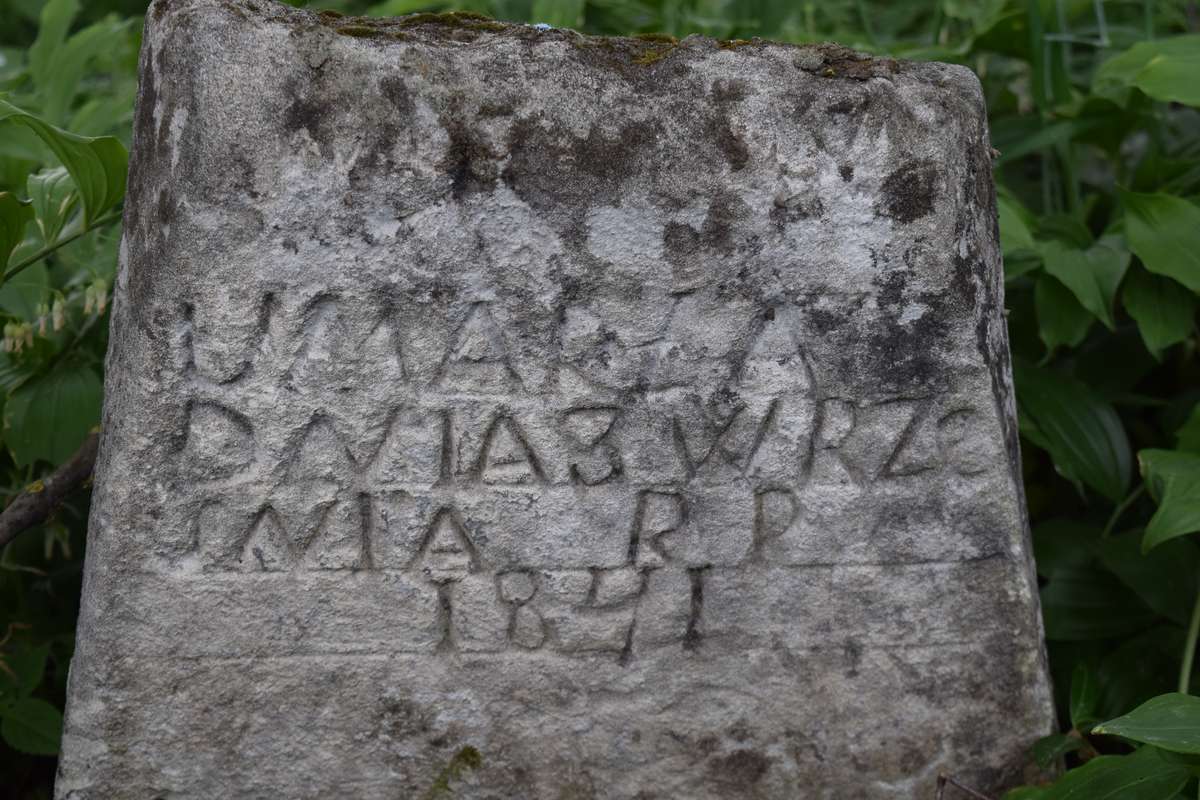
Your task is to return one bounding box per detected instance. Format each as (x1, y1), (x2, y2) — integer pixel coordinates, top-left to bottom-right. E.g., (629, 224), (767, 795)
(58, 2), (1055, 797)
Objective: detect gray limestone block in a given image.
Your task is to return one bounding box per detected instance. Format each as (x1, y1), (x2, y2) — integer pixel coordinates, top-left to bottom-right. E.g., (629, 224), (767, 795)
(57, 1), (1055, 797)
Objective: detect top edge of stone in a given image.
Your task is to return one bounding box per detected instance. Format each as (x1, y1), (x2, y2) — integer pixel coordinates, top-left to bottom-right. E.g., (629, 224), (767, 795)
(146, 0), (977, 87)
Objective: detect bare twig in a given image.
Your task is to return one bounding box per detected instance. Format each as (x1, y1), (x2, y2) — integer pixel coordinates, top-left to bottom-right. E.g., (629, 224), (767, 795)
(0, 431), (99, 549)
(936, 773), (996, 800)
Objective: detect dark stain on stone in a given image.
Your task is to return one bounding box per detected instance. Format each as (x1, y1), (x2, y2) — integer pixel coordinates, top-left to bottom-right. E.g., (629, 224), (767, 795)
(440, 114), (499, 201)
(379, 75), (413, 116)
(711, 78), (749, 104)
(377, 695), (433, 740)
(283, 80), (334, 154)
(708, 79), (750, 171)
(770, 192), (823, 227)
(504, 116), (661, 243)
(156, 188), (176, 225)
(709, 117), (749, 171)
(876, 160), (937, 223)
(708, 749), (770, 786)
(842, 638), (863, 677)
(665, 193), (756, 286)
(839, 164), (854, 182)
(862, 268), (954, 393)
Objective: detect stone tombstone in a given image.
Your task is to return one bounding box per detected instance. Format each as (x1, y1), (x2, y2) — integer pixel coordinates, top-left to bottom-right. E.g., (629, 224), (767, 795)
(58, 1), (1054, 797)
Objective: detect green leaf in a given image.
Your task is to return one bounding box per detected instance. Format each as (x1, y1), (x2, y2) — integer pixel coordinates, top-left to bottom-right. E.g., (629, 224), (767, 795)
(1035, 274), (1093, 351)
(1033, 519), (1098, 579)
(999, 193), (1036, 256)
(1138, 449), (1200, 553)
(1177, 405), (1200, 454)
(0, 696), (62, 756)
(28, 167), (79, 247)
(1122, 268), (1196, 358)
(1037, 745), (1190, 799)
(1094, 36), (1200, 107)
(1040, 565), (1157, 641)
(0, 98), (126, 229)
(1004, 788), (1048, 800)
(0, 191), (34, 270)
(28, 0), (80, 102)
(31, 1), (126, 127)
(1140, 449), (1200, 499)
(1031, 733), (1086, 769)
(1088, 627), (1188, 723)
(1070, 662), (1102, 731)
(0, 644), (49, 699)
(1122, 191), (1200, 294)
(1015, 363), (1132, 502)
(3, 363), (101, 466)
(995, 117), (1104, 166)
(1093, 694), (1200, 754)
(1099, 535), (1200, 626)
(1143, 475), (1200, 553)
(0, 263), (49, 321)
(1039, 238), (1130, 330)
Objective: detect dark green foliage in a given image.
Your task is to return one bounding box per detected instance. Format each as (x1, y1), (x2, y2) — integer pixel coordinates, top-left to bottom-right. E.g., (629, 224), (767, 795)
(0, 0), (1197, 796)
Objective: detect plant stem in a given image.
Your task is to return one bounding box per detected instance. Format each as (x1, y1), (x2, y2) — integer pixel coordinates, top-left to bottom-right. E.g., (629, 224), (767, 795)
(1181, 577), (1200, 694)
(2, 208), (123, 286)
(1102, 485), (1145, 539)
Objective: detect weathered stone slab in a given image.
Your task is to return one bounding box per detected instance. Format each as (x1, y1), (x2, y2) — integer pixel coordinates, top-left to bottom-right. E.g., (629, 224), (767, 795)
(58, 2), (1054, 796)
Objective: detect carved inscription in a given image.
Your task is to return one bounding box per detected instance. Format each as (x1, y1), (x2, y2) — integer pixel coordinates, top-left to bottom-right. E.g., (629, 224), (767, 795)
(170, 290), (1003, 662)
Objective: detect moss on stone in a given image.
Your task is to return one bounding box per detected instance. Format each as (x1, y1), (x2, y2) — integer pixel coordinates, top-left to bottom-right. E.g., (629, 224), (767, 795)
(393, 11), (505, 30)
(336, 24), (386, 38)
(422, 746), (483, 799)
(633, 32), (678, 45)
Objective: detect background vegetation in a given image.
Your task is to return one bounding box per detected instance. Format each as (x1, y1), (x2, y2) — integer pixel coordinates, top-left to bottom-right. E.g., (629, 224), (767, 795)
(0, 0), (1198, 797)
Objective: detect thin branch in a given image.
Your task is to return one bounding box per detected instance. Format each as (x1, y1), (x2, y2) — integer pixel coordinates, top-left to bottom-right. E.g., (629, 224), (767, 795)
(0, 431), (99, 550)
(2, 208), (123, 285)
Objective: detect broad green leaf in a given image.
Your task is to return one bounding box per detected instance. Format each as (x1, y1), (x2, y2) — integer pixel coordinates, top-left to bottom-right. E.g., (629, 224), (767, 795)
(0, 191), (34, 270)
(1031, 733), (1086, 769)
(0, 263), (49, 321)
(1033, 519), (1098, 579)
(1035, 274), (1093, 351)
(531, 0), (584, 27)
(1099, 535), (1200, 625)
(1037, 745), (1190, 799)
(0, 644), (49, 699)
(28, 167), (78, 247)
(999, 194), (1036, 256)
(3, 363), (101, 466)
(1122, 268), (1196, 358)
(1070, 662), (1101, 731)
(1177, 405), (1200, 454)
(1143, 474), (1200, 552)
(1138, 450), (1200, 552)
(1004, 789), (1048, 800)
(1039, 239), (1130, 330)
(1037, 215), (1093, 249)
(32, 4), (126, 127)
(1094, 36), (1200, 107)
(1040, 565), (1156, 641)
(0, 98), (126, 228)
(28, 0), (79, 101)
(1095, 627), (1189, 722)
(0, 696), (62, 756)
(1140, 449), (1200, 499)
(1122, 191), (1200, 294)
(1093, 694), (1200, 754)
(1014, 363), (1132, 502)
